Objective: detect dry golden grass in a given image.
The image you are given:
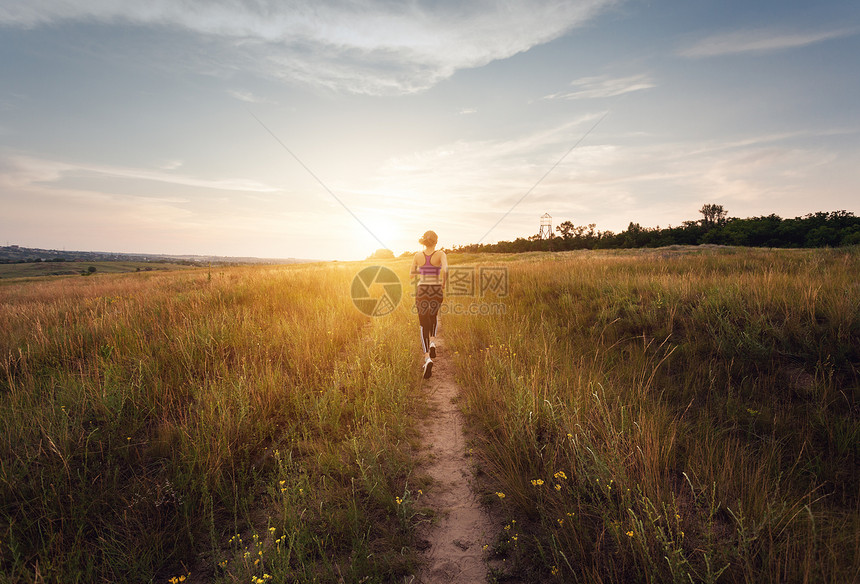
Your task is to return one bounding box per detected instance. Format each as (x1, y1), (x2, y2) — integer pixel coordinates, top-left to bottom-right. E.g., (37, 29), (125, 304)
(1, 261), (424, 582)
(1, 247), (857, 583)
(446, 247), (859, 583)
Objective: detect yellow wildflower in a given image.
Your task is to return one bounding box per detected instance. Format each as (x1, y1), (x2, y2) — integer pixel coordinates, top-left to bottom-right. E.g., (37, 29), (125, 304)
(395, 496), (403, 505)
(553, 471), (567, 480)
(531, 479), (544, 486)
(626, 530), (635, 538)
(551, 566), (559, 576)
(557, 518), (564, 526)
(495, 492), (505, 499)
(554, 484), (561, 491)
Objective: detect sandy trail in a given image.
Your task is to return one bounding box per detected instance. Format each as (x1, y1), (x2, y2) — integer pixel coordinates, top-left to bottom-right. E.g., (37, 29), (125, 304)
(414, 338), (499, 584)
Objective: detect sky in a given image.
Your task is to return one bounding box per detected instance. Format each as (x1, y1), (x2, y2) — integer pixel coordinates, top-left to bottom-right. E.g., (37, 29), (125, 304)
(1, 0), (858, 260)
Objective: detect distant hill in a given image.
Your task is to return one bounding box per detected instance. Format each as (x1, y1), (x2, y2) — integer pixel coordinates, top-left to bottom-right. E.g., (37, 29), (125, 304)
(0, 245), (317, 266)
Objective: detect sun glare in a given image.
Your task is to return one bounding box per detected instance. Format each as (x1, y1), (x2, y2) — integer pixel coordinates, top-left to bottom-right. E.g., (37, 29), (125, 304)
(359, 216), (404, 256)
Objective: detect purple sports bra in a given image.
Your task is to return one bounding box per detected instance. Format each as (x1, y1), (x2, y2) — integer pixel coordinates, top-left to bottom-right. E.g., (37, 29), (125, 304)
(418, 251), (441, 277)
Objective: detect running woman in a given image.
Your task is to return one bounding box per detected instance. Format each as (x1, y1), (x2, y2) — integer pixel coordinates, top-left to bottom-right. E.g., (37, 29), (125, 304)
(411, 230), (448, 379)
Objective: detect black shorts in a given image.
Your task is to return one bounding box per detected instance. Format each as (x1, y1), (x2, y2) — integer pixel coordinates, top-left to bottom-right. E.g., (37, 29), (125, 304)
(416, 284), (444, 316)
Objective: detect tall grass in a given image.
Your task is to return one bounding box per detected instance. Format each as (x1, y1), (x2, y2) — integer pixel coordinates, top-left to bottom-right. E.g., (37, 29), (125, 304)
(446, 247), (859, 583)
(0, 262), (423, 583)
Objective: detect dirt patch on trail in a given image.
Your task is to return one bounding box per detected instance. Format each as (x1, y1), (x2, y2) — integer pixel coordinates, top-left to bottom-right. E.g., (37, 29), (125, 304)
(413, 338), (501, 583)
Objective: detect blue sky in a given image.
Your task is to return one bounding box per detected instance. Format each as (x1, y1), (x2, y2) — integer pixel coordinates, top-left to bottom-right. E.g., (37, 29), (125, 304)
(1, 0), (858, 260)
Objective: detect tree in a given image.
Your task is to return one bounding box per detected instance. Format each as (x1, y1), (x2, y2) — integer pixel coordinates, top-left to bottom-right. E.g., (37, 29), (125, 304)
(699, 204), (728, 227)
(556, 220), (576, 240)
(367, 248), (395, 260)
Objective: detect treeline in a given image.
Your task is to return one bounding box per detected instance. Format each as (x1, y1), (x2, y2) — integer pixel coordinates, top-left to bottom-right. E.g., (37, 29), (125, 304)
(456, 206), (860, 253)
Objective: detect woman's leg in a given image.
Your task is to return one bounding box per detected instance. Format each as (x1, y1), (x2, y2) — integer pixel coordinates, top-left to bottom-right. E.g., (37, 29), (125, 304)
(416, 286), (431, 357)
(427, 285), (443, 357)
(419, 312), (431, 355)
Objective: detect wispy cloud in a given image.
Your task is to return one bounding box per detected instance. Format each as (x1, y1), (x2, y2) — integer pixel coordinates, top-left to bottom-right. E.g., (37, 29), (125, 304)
(0, 0), (618, 95)
(227, 90), (276, 104)
(338, 122), (857, 245)
(679, 26), (856, 58)
(459, 108), (477, 115)
(544, 74), (655, 100)
(2, 154), (279, 193)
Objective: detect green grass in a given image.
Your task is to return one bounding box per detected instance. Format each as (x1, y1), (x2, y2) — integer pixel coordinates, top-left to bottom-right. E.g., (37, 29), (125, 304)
(2, 247), (857, 583)
(446, 247), (859, 583)
(0, 261), (198, 280)
(0, 261), (425, 583)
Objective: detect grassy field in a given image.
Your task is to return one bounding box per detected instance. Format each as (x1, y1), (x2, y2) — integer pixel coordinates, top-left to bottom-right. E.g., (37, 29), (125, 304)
(446, 247), (859, 583)
(1, 247), (857, 583)
(0, 261), (198, 280)
(0, 262), (425, 583)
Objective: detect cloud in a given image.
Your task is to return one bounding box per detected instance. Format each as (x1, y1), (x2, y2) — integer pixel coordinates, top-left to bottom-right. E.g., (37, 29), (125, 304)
(367, 113), (611, 201)
(0, 0), (618, 94)
(544, 74), (655, 100)
(339, 122), (858, 246)
(227, 90), (276, 104)
(336, 113), (616, 243)
(679, 26), (856, 58)
(158, 159), (184, 171)
(1, 154), (279, 193)
(459, 108), (477, 115)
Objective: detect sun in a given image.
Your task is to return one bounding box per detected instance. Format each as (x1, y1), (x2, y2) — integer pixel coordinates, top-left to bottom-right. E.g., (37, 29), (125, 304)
(360, 216), (404, 255)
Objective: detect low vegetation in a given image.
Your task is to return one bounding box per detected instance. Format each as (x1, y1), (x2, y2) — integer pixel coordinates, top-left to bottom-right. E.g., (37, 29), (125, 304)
(0, 261), (198, 280)
(446, 247), (859, 583)
(0, 263), (424, 582)
(1, 247), (857, 583)
(459, 208), (860, 252)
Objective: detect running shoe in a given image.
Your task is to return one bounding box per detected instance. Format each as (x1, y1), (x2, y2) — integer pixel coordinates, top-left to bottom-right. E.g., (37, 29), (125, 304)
(423, 358), (434, 379)
(429, 342), (437, 359)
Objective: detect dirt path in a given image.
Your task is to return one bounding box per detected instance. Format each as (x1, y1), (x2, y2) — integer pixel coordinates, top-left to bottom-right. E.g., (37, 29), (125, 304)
(414, 338), (500, 584)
